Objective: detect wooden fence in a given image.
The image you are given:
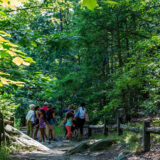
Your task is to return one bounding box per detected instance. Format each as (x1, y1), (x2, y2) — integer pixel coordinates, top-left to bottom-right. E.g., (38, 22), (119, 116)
(0, 111), (160, 152)
(85, 114), (160, 152)
(0, 113), (14, 146)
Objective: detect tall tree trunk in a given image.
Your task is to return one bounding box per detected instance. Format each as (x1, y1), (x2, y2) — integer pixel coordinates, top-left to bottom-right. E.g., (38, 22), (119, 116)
(106, 34), (110, 75)
(60, 8), (63, 31)
(116, 13), (122, 67)
(111, 32), (114, 73)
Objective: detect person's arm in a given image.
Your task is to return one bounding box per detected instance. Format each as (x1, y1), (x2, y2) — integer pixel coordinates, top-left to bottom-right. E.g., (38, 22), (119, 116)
(59, 118), (66, 126)
(59, 113), (67, 126)
(52, 112), (57, 123)
(26, 111), (29, 120)
(36, 111), (39, 119)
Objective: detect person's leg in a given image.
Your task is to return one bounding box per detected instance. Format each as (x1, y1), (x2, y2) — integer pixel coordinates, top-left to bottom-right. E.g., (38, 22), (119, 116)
(28, 121), (32, 137)
(42, 128), (45, 142)
(65, 126), (69, 140)
(40, 128), (45, 142)
(50, 125), (55, 140)
(79, 119), (85, 138)
(46, 124), (50, 140)
(34, 127), (38, 139)
(65, 126), (71, 141)
(81, 119), (85, 137)
(45, 124), (49, 139)
(68, 126), (72, 141)
(50, 129), (52, 140)
(30, 123), (33, 138)
(78, 119), (83, 137)
(26, 121), (29, 136)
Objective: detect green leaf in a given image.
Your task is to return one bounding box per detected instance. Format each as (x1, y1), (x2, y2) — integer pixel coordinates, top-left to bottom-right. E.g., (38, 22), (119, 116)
(82, 0), (98, 10)
(104, 0), (118, 5)
(0, 11), (6, 16)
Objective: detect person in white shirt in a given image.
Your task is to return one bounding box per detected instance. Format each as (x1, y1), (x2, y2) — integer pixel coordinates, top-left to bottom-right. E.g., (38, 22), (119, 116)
(26, 104), (35, 137)
(78, 103), (87, 138)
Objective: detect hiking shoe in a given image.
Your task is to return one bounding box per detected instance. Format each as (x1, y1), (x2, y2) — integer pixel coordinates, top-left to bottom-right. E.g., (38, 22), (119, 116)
(63, 140), (70, 143)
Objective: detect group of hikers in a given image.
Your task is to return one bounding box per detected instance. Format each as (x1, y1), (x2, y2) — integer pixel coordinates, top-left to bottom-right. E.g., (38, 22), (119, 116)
(26, 102), (89, 143)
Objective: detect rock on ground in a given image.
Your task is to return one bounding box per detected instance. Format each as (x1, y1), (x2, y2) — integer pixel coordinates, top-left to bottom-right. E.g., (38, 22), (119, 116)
(66, 138), (116, 155)
(5, 124), (50, 152)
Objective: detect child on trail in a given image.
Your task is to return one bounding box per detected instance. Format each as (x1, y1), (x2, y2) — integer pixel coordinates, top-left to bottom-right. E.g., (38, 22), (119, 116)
(65, 112), (74, 142)
(60, 105), (75, 136)
(39, 109), (46, 143)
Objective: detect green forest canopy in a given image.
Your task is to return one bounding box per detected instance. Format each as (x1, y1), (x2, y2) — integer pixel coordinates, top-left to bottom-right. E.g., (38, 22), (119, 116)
(0, 0), (160, 125)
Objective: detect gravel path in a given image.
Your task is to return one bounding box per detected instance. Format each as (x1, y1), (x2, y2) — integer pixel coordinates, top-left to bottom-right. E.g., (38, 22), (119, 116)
(10, 140), (123, 160)
(10, 128), (122, 160)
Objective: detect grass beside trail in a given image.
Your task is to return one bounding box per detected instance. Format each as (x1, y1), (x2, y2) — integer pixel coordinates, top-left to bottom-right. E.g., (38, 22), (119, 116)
(90, 122), (143, 153)
(55, 125), (65, 138)
(90, 121), (160, 153)
(91, 131), (142, 153)
(0, 146), (10, 160)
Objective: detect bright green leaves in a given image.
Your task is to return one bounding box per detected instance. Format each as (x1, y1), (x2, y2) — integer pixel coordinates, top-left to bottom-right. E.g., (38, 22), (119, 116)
(81, 0), (118, 10)
(82, 0), (98, 10)
(104, 0), (118, 6)
(0, 30), (34, 87)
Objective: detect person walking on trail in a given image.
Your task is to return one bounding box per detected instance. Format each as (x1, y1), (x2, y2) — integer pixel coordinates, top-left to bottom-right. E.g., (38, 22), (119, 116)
(65, 112), (74, 142)
(34, 106), (40, 140)
(77, 103), (87, 138)
(46, 104), (57, 142)
(60, 105), (75, 136)
(41, 102), (49, 139)
(26, 104), (35, 138)
(39, 109), (46, 143)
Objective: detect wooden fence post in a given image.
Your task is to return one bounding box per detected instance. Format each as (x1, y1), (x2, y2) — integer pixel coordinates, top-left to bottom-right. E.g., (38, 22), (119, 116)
(104, 120), (108, 136)
(0, 112), (4, 146)
(88, 126), (92, 138)
(117, 113), (123, 135)
(143, 121), (150, 152)
(10, 116), (14, 127)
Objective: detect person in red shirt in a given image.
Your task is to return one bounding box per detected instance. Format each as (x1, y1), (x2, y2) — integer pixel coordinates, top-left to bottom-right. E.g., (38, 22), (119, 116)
(40, 102), (49, 140)
(41, 102), (48, 111)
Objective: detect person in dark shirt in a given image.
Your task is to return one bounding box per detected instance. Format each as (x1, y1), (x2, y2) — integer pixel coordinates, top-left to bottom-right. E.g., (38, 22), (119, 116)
(46, 104), (57, 142)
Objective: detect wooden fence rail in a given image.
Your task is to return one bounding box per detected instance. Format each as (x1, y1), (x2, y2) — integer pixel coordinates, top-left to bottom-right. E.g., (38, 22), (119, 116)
(85, 117), (160, 152)
(0, 113), (14, 146)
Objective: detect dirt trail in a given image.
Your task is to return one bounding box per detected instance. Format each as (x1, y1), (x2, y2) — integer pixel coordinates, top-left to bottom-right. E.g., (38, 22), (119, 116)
(10, 139), (123, 160)
(10, 127), (123, 160)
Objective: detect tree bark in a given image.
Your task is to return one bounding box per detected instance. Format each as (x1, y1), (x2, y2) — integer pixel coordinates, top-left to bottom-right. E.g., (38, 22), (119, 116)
(116, 13), (123, 67)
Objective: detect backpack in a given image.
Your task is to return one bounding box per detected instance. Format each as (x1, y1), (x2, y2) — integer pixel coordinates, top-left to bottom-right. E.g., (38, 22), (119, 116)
(78, 107), (86, 119)
(45, 110), (51, 122)
(46, 109), (55, 122)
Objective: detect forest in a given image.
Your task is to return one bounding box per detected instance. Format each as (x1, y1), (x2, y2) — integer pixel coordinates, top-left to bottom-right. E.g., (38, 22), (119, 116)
(0, 0), (160, 159)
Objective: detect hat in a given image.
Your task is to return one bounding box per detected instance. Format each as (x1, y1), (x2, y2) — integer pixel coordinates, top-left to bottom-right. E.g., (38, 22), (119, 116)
(44, 102), (48, 105)
(29, 104), (35, 108)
